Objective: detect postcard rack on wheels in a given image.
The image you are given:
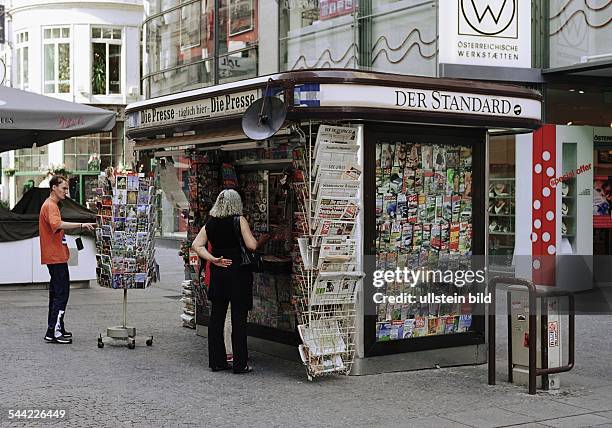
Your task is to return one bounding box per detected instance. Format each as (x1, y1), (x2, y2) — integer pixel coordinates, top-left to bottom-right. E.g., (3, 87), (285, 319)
(292, 124), (365, 380)
(94, 172), (158, 349)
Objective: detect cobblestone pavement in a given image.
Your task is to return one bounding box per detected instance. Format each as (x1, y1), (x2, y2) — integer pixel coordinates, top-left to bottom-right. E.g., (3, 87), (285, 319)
(1, 246), (611, 427)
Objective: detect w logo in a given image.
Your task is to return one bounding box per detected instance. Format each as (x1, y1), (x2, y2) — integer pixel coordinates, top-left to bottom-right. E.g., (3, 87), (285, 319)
(459, 0), (518, 38)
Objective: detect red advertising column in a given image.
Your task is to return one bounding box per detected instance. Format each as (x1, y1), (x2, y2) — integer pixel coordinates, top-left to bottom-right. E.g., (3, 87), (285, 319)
(531, 125), (556, 286)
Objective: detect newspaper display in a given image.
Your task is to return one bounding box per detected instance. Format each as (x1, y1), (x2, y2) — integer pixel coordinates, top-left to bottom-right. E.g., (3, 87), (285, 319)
(292, 124), (365, 379)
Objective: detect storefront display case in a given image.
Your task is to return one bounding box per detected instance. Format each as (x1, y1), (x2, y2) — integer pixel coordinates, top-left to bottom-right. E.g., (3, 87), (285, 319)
(125, 70), (542, 374)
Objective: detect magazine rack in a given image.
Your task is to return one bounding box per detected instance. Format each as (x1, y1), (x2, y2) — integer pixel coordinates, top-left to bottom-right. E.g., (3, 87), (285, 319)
(292, 123), (364, 380)
(94, 173), (158, 349)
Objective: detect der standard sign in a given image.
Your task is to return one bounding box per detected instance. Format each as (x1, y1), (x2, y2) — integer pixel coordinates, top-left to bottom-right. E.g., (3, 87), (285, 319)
(296, 83), (541, 120)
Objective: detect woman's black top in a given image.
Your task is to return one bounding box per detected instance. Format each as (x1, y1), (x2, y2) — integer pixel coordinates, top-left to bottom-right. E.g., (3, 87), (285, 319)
(205, 216), (253, 309)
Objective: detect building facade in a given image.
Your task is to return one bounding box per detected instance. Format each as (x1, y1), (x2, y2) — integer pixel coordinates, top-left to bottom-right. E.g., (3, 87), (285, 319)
(140, 0), (611, 271)
(0, 0), (143, 207)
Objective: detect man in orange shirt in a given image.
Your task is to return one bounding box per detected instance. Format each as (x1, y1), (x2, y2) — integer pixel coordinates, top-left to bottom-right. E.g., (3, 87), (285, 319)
(40, 176), (95, 344)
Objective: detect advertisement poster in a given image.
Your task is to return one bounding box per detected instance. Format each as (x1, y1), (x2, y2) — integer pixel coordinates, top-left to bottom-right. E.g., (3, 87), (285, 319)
(229, 0), (254, 36)
(594, 175), (612, 228)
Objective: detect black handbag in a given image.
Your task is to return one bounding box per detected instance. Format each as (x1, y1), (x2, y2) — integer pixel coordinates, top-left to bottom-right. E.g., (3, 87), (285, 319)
(233, 216), (264, 273)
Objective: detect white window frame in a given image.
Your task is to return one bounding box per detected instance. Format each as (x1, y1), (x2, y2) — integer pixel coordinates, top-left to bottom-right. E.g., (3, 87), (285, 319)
(42, 26), (71, 94)
(15, 31), (29, 90)
(91, 26), (123, 95)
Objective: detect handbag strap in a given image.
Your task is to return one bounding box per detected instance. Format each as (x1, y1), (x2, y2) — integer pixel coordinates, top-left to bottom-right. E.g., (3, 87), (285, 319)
(233, 216), (246, 250)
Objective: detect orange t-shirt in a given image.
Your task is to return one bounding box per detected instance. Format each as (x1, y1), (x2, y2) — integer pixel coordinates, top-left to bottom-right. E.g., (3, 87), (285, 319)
(39, 198), (70, 265)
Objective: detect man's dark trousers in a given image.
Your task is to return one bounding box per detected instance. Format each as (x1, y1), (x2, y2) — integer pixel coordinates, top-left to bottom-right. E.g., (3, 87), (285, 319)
(47, 263), (70, 335)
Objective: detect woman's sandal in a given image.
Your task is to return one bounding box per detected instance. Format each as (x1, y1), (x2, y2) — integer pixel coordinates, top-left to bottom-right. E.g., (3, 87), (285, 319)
(210, 365), (231, 372)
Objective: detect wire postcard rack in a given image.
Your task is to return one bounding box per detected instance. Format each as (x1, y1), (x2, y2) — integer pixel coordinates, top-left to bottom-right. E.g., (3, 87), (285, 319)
(94, 172), (157, 349)
(291, 123), (364, 380)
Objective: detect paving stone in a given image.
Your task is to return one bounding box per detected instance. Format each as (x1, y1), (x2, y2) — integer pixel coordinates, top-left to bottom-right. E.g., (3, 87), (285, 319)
(539, 413), (611, 427)
(0, 246), (610, 427)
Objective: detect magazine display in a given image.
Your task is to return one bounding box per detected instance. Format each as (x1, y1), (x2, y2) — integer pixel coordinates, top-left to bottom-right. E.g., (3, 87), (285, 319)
(291, 124), (364, 378)
(374, 141), (475, 342)
(187, 152), (221, 310)
(95, 173), (157, 289)
(180, 280), (196, 328)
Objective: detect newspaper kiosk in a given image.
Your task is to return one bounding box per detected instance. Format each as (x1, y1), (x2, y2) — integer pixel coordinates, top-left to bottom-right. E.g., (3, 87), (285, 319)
(125, 70), (542, 376)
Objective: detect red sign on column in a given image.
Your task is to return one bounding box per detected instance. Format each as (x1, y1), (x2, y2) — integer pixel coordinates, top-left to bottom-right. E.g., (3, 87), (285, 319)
(531, 125), (556, 286)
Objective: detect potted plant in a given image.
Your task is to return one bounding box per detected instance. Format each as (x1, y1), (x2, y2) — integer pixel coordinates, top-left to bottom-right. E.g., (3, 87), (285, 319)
(88, 153), (100, 171)
(92, 52), (106, 95)
(48, 164), (71, 177)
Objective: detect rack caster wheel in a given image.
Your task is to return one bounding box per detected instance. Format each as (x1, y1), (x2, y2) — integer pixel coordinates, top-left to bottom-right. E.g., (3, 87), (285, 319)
(146, 337), (153, 346)
(98, 335), (104, 349)
(128, 338), (136, 349)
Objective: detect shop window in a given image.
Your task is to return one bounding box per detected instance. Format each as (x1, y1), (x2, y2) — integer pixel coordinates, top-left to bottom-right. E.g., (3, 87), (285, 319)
(218, 0), (258, 83)
(279, 0), (437, 77)
(488, 135), (516, 271)
(180, 2), (201, 50)
(156, 155), (190, 239)
(43, 27), (71, 93)
(545, 83), (612, 128)
(143, 0), (259, 97)
(144, 0), (214, 98)
(548, 0), (612, 68)
(63, 126), (122, 172)
(92, 27), (122, 95)
(14, 146), (49, 172)
(15, 31), (29, 90)
(374, 139), (477, 341)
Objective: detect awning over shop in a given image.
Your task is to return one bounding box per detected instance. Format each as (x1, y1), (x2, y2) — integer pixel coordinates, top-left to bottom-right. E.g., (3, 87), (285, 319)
(125, 69), (544, 147)
(0, 85), (117, 152)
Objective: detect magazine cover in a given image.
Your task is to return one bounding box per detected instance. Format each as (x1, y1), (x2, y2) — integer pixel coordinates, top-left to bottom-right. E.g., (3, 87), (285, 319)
(421, 145), (433, 170)
(396, 193), (408, 220)
(402, 168), (415, 193)
(401, 223), (413, 250)
(407, 193), (418, 222)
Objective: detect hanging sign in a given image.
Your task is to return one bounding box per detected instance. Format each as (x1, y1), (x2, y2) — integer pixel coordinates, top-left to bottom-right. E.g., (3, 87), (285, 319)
(127, 89), (259, 130)
(438, 0), (532, 68)
(295, 83), (541, 120)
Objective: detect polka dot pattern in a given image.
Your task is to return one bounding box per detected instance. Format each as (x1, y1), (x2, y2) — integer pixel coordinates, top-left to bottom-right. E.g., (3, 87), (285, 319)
(532, 126), (556, 286)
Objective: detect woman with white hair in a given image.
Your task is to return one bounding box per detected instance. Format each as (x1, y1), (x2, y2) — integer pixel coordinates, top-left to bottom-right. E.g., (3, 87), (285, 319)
(192, 189), (268, 373)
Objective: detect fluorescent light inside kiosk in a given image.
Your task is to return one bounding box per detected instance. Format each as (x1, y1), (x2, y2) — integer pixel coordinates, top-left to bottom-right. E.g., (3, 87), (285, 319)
(219, 141), (268, 151)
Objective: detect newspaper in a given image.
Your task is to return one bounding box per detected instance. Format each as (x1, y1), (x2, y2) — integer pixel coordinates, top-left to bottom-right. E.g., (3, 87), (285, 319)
(314, 124), (358, 155)
(298, 320), (347, 356)
(314, 179), (360, 198)
(314, 197), (359, 221)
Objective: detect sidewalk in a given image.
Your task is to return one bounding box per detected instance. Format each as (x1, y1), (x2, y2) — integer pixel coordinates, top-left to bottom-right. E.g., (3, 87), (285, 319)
(0, 246), (611, 427)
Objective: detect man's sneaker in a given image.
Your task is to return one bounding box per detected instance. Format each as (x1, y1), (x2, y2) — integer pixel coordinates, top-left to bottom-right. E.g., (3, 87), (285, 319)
(44, 330), (55, 342)
(44, 333), (72, 344)
(60, 329), (72, 338)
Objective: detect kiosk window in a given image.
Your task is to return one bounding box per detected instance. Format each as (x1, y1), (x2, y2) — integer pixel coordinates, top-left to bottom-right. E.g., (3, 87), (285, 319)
(374, 141), (476, 341)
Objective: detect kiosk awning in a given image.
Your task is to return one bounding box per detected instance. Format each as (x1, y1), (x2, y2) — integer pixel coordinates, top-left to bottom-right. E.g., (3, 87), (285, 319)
(0, 85), (117, 152)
